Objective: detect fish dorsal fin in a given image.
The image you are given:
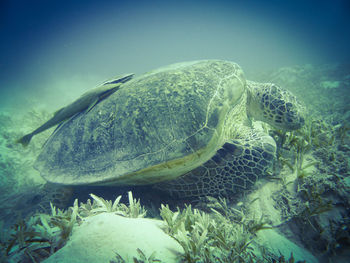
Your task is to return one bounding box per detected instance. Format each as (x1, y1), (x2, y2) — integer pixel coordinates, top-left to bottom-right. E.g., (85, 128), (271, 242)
(102, 73), (134, 85)
(85, 73), (135, 113)
(53, 107), (64, 117)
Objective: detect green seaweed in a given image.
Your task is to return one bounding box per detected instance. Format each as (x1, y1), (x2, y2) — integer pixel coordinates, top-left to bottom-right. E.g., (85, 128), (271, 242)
(1, 193), (309, 262)
(109, 249), (161, 263)
(84, 193), (123, 214)
(134, 249), (161, 263)
(3, 218), (53, 262)
(126, 191), (147, 218)
(159, 196), (276, 262)
(297, 185), (334, 218)
(79, 191), (147, 218)
(335, 123), (350, 145)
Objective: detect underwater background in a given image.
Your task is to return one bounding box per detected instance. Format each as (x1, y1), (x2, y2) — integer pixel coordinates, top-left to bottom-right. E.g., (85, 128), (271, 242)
(1, 0), (350, 262)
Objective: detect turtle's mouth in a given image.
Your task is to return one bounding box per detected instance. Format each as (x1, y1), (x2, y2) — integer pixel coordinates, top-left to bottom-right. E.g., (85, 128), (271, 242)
(260, 85), (306, 131)
(281, 111), (305, 130)
(268, 112), (305, 130)
(258, 100), (305, 130)
(284, 116), (305, 130)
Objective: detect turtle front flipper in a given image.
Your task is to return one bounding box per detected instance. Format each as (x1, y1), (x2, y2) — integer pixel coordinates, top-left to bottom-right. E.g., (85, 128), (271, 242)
(154, 131), (276, 198)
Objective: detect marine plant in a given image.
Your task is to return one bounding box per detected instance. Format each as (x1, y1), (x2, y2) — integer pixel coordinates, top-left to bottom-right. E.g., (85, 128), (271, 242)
(159, 196), (280, 262)
(133, 249), (161, 263)
(1, 191), (148, 262)
(78, 193), (124, 217)
(1, 200), (76, 263)
(269, 115), (323, 196)
(110, 249), (161, 263)
(1, 192), (309, 263)
(335, 123), (350, 145)
(80, 191), (147, 218)
(297, 184), (334, 219)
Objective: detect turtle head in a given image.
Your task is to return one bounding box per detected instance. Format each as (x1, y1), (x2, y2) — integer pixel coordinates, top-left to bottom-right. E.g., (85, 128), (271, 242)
(246, 81), (305, 130)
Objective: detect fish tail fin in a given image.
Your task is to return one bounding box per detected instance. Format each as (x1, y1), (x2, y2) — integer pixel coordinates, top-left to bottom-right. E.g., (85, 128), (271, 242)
(16, 133), (33, 147)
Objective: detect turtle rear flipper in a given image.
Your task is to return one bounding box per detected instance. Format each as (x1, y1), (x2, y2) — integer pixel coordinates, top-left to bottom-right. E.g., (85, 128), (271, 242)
(154, 131), (276, 198)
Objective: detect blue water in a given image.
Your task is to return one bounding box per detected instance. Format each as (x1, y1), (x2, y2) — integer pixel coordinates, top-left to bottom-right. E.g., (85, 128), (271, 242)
(1, 0), (350, 110)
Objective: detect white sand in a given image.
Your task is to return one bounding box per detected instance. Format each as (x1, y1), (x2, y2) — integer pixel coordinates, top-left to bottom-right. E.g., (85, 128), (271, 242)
(44, 213), (183, 263)
(255, 229), (318, 263)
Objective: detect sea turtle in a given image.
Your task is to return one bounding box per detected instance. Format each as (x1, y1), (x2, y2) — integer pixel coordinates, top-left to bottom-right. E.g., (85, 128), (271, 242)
(34, 60), (305, 198)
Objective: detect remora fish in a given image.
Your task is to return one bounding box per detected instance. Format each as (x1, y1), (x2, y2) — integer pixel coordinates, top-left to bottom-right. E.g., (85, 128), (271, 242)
(16, 73), (134, 147)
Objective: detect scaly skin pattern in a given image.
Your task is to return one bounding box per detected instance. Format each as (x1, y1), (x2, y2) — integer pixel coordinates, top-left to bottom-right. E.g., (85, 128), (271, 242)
(154, 130), (276, 198)
(246, 80), (305, 130)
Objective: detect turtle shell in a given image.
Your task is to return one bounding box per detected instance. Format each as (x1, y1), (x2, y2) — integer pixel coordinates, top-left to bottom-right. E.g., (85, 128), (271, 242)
(34, 60), (246, 185)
